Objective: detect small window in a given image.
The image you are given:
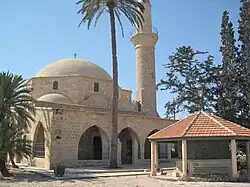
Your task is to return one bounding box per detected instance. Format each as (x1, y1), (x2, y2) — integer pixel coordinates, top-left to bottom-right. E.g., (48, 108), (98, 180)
(53, 81), (58, 90)
(94, 83), (99, 92)
(137, 101), (141, 112)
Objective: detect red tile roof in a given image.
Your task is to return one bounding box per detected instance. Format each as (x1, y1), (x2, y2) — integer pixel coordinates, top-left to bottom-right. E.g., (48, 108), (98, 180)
(148, 111), (250, 140)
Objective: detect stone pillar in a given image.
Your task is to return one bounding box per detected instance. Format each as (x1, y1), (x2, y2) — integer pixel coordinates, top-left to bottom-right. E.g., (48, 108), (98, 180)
(150, 141), (157, 176)
(167, 143), (172, 162)
(132, 139), (138, 165)
(246, 141), (250, 180)
(231, 139), (239, 181)
(140, 142), (145, 161)
(117, 140), (122, 165)
(181, 140), (188, 179)
(103, 140), (109, 160)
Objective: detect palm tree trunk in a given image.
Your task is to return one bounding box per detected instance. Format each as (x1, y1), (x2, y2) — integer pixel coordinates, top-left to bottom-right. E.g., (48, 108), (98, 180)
(0, 117), (13, 176)
(108, 7), (118, 168)
(9, 152), (19, 168)
(247, 40), (250, 107)
(0, 155), (13, 177)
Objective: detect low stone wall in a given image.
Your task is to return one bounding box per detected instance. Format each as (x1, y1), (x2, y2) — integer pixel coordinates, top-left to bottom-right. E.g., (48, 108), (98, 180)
(59, 158), (169, 168)
(60, 159), (109, 168)
(176, 159), (232, 176)
(137, 158), (169, 166)
(32, 158), (46, 168)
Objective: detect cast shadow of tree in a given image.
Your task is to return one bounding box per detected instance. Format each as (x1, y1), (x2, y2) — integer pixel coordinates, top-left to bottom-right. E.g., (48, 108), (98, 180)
(2, 168), (100, 184)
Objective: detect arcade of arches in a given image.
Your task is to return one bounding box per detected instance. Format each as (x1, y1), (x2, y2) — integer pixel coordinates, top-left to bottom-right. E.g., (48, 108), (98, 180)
(77, 126), (171, 164)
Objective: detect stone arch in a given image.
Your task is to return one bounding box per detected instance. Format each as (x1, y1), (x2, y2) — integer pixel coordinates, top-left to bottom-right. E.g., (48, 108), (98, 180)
(33, 122), (45, 158)
(144, 129), (161, 159)
(78, 125), (109, 160)
(118, 127), (141, 164)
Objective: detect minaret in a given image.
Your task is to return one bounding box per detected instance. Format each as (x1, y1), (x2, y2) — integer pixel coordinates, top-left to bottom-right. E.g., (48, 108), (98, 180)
(131, 0), (158, 116)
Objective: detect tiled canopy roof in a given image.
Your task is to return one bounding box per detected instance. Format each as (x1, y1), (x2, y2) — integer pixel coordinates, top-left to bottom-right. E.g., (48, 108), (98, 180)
(148, 111), (250, 140)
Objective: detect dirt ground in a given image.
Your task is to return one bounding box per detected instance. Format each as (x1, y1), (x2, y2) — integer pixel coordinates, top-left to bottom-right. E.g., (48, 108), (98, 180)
(0, 169), (250, 187)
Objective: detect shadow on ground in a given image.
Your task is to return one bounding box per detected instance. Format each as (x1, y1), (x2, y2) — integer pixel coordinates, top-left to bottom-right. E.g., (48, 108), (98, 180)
(1, 168), (100, 184)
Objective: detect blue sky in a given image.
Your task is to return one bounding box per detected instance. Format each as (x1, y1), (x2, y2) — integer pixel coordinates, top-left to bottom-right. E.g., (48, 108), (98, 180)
(0, 0), (241, 118)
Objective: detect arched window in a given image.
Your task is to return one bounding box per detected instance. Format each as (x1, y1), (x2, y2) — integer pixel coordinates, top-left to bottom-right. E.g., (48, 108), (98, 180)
(94, 83), (99, 92)
(53, 81), (58, 90)
(34, 124), (45, 158)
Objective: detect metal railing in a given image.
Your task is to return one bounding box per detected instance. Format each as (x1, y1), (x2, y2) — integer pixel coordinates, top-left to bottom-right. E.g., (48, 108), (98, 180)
(130, 26), (158, 37)
(152, 26), (158, 36)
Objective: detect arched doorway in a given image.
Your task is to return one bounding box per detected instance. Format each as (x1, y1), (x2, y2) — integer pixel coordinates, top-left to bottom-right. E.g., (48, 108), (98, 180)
(78, 126), (109, 160)
(118, 127), (140, 164)
(93, 136), (102, 160)
(144, 129), (161, 159)
(34, 123), (45, 158)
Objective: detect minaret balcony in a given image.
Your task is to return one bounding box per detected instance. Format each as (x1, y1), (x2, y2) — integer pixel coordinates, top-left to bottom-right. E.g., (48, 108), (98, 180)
(152, 26), (158, 36)
(130, 26), (159, 47)
(130, 26), (158, 37)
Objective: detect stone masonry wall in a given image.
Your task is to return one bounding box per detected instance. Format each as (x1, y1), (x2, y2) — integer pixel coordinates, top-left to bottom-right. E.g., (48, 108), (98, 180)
(48, 107), (176, 168)
(26, 108), (53, 169)
(30, 76), (113, 105)
(30, 76), (133, 110)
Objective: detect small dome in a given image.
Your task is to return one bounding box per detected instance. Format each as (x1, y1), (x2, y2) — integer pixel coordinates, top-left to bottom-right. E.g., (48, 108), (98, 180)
(35, 59), (112, 80)
(37, 93), (72, 104)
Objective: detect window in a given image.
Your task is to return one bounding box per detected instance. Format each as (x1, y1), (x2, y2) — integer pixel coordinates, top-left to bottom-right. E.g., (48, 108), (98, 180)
(34, 125), (45, 158)
(53, 81), (58, 90)
(137, 101), (141, 112)
(94, 83), (99, 92)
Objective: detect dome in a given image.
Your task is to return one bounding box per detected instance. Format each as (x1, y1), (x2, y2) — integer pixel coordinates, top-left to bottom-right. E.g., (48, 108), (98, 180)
(37, 93), (72, 104)
(35, 59), (112, 80)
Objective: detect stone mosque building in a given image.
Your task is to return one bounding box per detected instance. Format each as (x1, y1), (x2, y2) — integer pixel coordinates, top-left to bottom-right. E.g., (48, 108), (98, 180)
(22, 0), (176, 169)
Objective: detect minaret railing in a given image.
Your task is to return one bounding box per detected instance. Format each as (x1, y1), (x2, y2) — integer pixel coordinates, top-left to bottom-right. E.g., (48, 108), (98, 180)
(130, 26), (158, 37)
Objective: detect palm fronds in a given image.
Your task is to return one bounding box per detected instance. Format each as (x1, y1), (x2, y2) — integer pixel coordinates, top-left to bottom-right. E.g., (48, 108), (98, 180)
(77, 0), (145, 37)
(0, 71), (35, 162)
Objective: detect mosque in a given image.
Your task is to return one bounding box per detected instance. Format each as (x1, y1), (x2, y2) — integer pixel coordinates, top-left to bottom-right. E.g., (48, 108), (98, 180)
(21, 0), (176, 169)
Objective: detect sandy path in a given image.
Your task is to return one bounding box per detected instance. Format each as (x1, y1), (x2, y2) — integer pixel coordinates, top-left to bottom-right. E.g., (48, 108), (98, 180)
(1, 175), (250, 187)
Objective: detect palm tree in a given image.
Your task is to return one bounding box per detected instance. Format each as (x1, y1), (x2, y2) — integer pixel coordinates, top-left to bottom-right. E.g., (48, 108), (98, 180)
(0, 71), (35, 176)
(77, 0), (145, 168)
(0, 117), (32, 168)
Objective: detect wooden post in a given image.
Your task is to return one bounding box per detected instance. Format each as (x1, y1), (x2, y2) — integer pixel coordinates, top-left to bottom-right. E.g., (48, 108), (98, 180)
(231, 139), (239, 181)
(154, 142), (159, 171)
(246, 141), (250, 180)
(167, 143), (172, 162)
(181, 140), (188, 179)
(150, 141), (156, 176)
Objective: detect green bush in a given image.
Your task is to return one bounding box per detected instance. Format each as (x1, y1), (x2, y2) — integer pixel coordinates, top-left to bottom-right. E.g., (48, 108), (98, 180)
(238, 159), (247, 170)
